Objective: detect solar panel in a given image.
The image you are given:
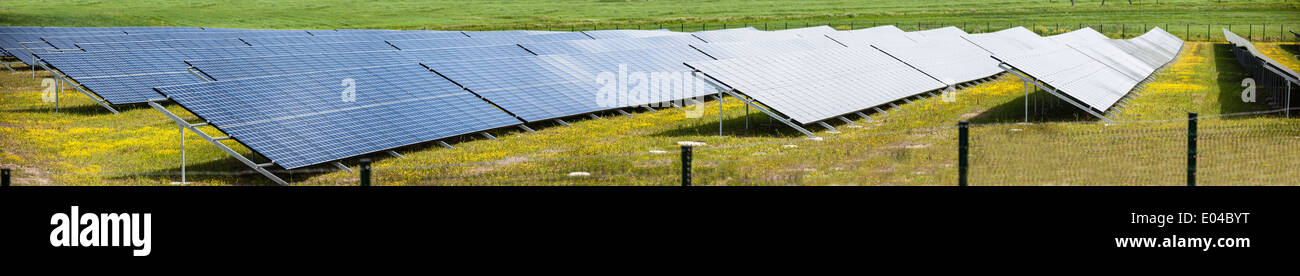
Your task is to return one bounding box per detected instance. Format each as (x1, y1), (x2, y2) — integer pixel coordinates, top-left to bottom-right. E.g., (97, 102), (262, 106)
(997, 44), (1141, 112)
(688, 27), (762, 43)
(873, 36), (1003, 85)
(686, 47), (947, 124)
(1047, 27), (1109, 45)
(520, 34), (704, 55)
(960, 27), (1059, 57)
(187, 44), (535, 81)
(826, 26), (915, 46)
(904, 26), (969, 41)
(75, 38), (251, 51)
(154, 64), (521, 169)
(582, 29), (676, 39)
(463, 30), (565, 37)
(36, 41), (397, 104)
(1223, 28), (1296, 109)
(40, 30), (313, 49)
(559, 47), (718, 106)
(690, 26), (835, 43)
(423, 55), (609, 122)
(1066, 40), (1157, 82)
(74, 72), (203, 104)
(689, 38), (845, 60)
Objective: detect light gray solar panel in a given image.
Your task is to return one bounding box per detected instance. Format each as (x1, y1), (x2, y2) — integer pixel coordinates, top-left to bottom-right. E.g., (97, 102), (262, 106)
(826, 26), (915, 46)
(873, 36), (1003, 85)
(582, 29), (677, 39)
(997, 44), (1138, 112)
(686, 47), (946, 124)
(689, 38), (845, 60)
(423, 55), (608, 122)
(904, 26), (968, 41)
(1067, 40), (1156, 82)
(960, 27), (1059, 57)
(1047, 27), (1109, 46)
(521, 34), (704, 55)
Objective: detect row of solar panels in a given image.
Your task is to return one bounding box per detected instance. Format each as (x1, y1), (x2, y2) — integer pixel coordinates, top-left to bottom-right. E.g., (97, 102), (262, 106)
(1223, 29), (1300, 109)
(4, 26), (1183, 176)
(688, 26), (1183, 124)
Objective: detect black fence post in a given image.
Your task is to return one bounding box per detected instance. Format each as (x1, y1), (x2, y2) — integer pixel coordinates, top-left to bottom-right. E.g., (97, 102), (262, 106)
(1, 168), (10, 187)
(681, 145), (693, 186)
(1187, 113), (1197, 187)
(958, 121), (969, 187)
(360, 159), (371, 187)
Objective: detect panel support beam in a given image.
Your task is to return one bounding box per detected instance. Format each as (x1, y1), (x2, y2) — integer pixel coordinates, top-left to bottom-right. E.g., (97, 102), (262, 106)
(687, 70), (819, 139)
(148, 100), (288, 186)
(998, 63), (1114, 124)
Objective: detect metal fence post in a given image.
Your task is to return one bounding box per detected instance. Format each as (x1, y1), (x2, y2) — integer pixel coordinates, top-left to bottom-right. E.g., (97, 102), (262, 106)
(681, 145), (693, 186)
(1187, 113), (1197, 187)
(360, 159), (371, 186)
(958, 121), (969, 187)
(1, 168), (9, 186)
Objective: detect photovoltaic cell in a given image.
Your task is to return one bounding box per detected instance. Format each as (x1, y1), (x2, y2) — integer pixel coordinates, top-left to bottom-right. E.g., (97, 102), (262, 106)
(75, 38), (251, 51)
(582, 29), (676, 39)
(74, 72), (202, 104)
(154, 64), (521, 169)
(873, 36), (1003, 85)
(40, 30), (312, 49)
(423, 55), (608, 122)
(520, 34), (704, 55)
(37, 41), (396, 104)
(826, 25), (915, 46)
(689, 38), (845, 60)
(188, 44), (534, 81)
(686, 47), (946, 124)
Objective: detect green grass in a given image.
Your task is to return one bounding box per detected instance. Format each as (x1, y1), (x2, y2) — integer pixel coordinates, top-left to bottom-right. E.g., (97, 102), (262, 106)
(1, 1), (1299, 40)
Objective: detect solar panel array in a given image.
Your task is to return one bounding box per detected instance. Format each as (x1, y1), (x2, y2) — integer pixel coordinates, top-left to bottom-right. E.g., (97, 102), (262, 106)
(1224, 29), (1299, 109)
(155, 64), (521, 169)
(988, 27), (1184, 113)
(0, 26), (1192, 182)
(687, 47), (947, 124)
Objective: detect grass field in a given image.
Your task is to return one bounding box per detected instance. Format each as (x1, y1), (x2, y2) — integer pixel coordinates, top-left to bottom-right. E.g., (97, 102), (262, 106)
(1, 1), (1298, 185)
(2, 1), (1299, 33)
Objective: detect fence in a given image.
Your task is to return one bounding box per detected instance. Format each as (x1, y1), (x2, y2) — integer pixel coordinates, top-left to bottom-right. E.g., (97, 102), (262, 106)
(456, 21), (1300, 42)
(4, 109), (1297, 186)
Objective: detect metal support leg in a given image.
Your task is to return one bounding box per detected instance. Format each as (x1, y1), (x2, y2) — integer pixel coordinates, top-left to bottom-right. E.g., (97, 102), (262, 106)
(837, 116), (858, 127)
(874, 107), (888, 116)
(817, 121), (839, 134)
(173, 124), (191, 184)
(518, 124), (535, 133)
(856, 112), (874, 122)
(587, 113), (601, 120)
(333, 162), (352, 173)
(148, 100), (288, 185)
(387, 150), (405, 158)
(616, 109), (631, 117)
(554, 119), (570, 126)
(437, 141), (453, 149)
(59, 76), (119, 114)
(481, 132), (497, 140)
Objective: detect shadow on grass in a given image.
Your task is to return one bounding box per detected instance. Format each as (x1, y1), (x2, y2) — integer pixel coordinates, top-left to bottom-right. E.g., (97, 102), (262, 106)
(1212, 43), (1297, 116)
(650, 110), (810, 138)
(967, 90), (1102, 124)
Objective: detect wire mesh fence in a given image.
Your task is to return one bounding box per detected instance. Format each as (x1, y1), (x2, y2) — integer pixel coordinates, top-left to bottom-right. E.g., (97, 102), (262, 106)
(5, 110), (1297, 186)
(478, 21), (1300, 42)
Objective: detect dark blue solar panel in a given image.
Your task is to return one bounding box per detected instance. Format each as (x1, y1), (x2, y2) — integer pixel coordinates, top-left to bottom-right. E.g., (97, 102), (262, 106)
(75, 38), (250, 51)
(188, 44), (534, 80)
(74, 72), (202, 104)
(154, 64), (521, 169)
(520, 34), (704, 55)
(422, 56), (607, 122)
(385, 36), (521, 50)
(40, 30), (313, 49)
(36, 41), (396, 104)
(560, 47), (718, 105)
(38, 41), (396, 77)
